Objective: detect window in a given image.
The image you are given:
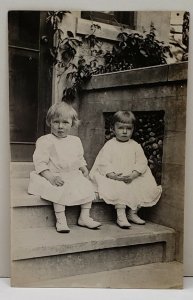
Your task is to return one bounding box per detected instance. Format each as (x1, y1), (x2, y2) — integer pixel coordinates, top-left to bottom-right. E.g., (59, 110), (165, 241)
(81, 11), (136, 29)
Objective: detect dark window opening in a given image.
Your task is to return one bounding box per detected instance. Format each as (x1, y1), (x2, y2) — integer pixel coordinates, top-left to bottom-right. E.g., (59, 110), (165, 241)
(81, 11), (136, 29)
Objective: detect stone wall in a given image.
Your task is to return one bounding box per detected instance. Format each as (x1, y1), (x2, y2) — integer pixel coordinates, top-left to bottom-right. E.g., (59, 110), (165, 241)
(54, 12), (172, 102)
(78, 62), (188, 262)
(136, 11), (171, 42)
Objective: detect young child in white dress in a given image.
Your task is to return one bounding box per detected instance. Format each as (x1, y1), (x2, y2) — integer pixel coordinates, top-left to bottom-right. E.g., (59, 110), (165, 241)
(89, 111), (162, 229)
(28, 102), (101, 233)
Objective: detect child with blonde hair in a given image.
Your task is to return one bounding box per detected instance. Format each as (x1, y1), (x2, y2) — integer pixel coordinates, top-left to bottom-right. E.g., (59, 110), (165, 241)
(90, 110), (162, 229)
(28, 102), (101, 233)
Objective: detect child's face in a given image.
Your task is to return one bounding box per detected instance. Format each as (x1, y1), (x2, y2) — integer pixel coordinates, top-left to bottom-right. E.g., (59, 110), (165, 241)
(51, 115), (72, 138)
(114, 122), (133, 142)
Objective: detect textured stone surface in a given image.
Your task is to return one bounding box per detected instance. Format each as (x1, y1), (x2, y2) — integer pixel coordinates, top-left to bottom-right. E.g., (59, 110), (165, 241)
(168, 62), (188, 81)
(79, 62), (187, 262)
(26, 261), (182, 289)
(162, 131), (185, 165)
(11, 220), (176, 287)
(11, 162), (34, 178)
(12, 243), (165, 286)
(161, 163), (185, 210)
(13, 202), (115, 229)
(84, 65), (169, 90)
(12, 223), (175, 260)
(84, 63), (188, 90)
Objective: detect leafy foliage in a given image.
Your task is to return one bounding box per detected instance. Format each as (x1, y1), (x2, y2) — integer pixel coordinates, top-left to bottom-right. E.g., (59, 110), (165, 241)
(169, 11), (189, 62)
(62, 57), (92, 102)
(103, 23), (172, 73)
(47, 13), (175, 103)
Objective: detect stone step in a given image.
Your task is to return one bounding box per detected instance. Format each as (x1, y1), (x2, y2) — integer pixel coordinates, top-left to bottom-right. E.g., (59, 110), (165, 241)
(19, 261), (182, 288)
(11, 162), (34, 178)
(11, 178), (113, 228)
(12, 201), (116, 228)
(11, 177), (102, 208)
(11, 223), (175, 286)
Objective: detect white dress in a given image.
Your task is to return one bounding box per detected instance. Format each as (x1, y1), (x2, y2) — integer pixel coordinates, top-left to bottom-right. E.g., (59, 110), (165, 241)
(28, 134), (95, 206)
(89, 138), (162, 210)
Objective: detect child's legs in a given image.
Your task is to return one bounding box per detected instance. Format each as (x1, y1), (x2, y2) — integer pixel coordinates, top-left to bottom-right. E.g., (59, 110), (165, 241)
(115, 204), (126, 209)
(81, 202), (92, 209)
(115, 204), (131, 228)
(127, 207), (145, 225)
(78, 202), (101, 229)
(53, 203), (70, 232)
(53, 203), (66, 212)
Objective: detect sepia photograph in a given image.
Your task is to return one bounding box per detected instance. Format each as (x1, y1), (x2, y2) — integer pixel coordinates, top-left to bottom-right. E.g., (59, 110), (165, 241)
(9, 10), (189, 288)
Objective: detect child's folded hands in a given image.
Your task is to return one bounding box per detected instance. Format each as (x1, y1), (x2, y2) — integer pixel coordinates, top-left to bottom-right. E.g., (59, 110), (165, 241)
(106, 171), (140, 183)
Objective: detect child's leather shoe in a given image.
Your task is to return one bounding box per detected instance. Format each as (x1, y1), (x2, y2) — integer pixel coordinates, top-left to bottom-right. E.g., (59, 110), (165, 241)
(116, 208), (131, 229)
(127, 210), (145, 225)
(78, 216), (101, 229)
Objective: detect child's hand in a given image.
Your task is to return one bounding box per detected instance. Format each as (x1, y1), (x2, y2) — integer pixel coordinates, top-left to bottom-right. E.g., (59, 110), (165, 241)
(50, 175), (64, 186)
(123, 171), (140, 184)
(121, 175), (133, 184)
(80, 166), (89, 178)
(40, 170), (64, 186)
(106, 172), (123, 181)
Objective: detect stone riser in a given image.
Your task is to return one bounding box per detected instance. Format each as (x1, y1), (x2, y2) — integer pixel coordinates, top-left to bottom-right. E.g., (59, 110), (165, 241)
(11, 162), (34, 178)
(12, 202), (116, 228)
(11, 242), (164, 286)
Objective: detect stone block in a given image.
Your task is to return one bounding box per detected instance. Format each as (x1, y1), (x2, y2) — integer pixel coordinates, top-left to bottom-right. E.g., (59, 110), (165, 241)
(131, 84), (177, 99)
(11, 222), (175, 285)
(11, 143), (35, 162)
(168, 62), (188, 81)
(176, 83), (187, 97)
(148, 201), (184, 233)
(12, 242), (164, 286)
(175, 97), (187, 131)
(11, 163), (34, 178)
(175, 231), (184, 262)
(84, 64), (168, 90)
(12, 202), (116, 229)
(30, 261), (183, 289)
(161, 163), (185, 210)
(162, 131), (185, 165)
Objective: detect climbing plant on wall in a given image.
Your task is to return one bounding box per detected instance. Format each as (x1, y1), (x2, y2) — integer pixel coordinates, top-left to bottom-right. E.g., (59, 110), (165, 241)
(169, 11), (189, 62)
(46, 12), (176, 103)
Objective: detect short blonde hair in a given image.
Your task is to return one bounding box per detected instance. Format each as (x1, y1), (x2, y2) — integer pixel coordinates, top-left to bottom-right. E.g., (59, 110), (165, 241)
(46, 102), (80, 127)
(112, 111), (136, 127)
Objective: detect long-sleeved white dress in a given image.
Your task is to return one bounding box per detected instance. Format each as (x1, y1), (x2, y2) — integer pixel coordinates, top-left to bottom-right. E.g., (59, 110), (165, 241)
(28, 134), (95, 205)
(89, 138), (162, 210)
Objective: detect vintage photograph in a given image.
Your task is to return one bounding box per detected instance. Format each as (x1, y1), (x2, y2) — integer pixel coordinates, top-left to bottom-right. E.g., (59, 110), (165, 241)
(9, 11), (189, 288)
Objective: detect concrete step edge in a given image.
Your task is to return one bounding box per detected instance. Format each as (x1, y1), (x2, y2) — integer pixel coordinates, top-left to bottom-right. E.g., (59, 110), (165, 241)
(22, 261), (182, 289)
(11, 178), (102, 207)
(12, 223), (175, 261)
(10, 162), (34, 178)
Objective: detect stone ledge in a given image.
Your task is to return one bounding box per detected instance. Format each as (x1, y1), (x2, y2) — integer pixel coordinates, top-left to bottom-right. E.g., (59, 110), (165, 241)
(76, 17), (134, 42)
(83, 62), (188, 91)
(28, 262), (182, 289)
(12, 222), (175, 261)
(168, 62), (189, 81)
(11, 178), (102, 208)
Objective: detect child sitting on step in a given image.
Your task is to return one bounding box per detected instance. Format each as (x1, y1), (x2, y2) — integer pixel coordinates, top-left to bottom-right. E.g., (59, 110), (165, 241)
(90, 110), (162, 229)
(28, 102), (101, 233)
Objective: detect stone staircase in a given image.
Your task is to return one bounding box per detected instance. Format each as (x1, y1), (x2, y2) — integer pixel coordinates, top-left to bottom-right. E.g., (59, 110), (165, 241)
(11, 162), (177, 288)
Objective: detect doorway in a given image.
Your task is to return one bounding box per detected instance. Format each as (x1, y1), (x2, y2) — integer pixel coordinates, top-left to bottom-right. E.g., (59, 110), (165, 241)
(9, 11), (52, 161)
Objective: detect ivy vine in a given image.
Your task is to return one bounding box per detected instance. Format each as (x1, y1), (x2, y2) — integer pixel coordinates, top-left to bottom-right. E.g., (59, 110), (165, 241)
(46, 11), (188, 103)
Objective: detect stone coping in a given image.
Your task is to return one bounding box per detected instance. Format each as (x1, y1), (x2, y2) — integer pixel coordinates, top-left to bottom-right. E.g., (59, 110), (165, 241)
(12, 222), (175, 260)
(83, 62), (188, 91)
